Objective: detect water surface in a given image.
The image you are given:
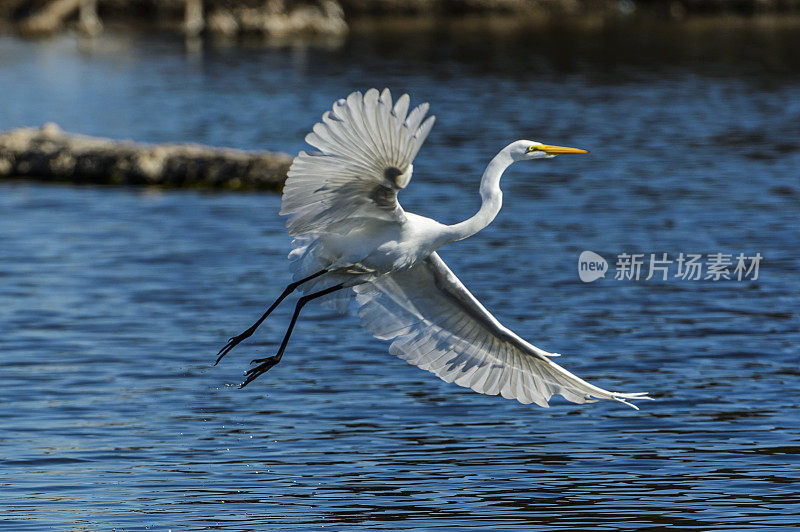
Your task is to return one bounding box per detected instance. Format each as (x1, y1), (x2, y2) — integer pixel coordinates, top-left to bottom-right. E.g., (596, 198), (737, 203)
(1, 22), (799, 530)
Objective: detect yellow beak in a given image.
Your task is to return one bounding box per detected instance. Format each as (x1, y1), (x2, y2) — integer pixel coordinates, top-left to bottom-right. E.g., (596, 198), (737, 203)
(541, 144), (589, 155)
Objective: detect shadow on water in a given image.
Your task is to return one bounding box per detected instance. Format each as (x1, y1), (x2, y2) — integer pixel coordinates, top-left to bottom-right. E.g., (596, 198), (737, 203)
(0, 18), (799, 530)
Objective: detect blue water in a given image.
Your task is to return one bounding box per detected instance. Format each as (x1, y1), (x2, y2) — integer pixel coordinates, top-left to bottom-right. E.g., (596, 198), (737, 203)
(1, 22), (799, 530)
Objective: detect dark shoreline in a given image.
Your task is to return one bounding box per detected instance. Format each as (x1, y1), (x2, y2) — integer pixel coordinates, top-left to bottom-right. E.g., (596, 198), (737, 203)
(3, 0), (799, 38)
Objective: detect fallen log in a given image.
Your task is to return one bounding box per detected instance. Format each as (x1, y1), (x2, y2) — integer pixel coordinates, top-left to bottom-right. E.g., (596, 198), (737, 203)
(0, 124), (292, 191)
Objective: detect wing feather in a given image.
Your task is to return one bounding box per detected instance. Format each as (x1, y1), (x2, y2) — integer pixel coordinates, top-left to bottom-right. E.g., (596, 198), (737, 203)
(354, 253), (651, 408)
(282, 89), (435, 237)
(393, 93), (410, 122)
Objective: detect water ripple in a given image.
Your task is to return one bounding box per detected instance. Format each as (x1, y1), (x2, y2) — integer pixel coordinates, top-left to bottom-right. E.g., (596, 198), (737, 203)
(1, 25), (799, 530)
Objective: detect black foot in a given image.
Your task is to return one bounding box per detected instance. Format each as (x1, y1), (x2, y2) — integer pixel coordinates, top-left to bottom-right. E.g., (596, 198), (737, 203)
(214, 328), (256, 365)
(239, 355), (281, 388)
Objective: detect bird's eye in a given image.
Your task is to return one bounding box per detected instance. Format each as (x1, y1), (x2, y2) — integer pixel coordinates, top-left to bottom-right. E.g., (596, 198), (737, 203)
(527, 145), (540, 153)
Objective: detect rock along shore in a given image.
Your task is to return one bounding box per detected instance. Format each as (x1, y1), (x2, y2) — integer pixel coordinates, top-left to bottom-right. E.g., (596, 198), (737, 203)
(0, 124), (292, 191)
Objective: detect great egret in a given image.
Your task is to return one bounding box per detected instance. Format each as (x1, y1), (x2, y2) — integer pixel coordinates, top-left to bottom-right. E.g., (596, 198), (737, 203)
(216, 88), (650, 409)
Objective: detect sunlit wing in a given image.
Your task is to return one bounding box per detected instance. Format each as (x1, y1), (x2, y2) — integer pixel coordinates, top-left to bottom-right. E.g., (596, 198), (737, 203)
(280, 88), (435, 236)
(354, 252), (651, 408)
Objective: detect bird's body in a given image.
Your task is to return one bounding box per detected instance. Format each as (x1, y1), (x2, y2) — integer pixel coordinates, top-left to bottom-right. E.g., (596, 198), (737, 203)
(309, 211), (448, 273)
(216, 88), (651, 409)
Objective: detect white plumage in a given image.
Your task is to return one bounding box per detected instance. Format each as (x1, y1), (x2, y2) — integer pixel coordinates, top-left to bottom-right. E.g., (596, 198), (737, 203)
(282, 89), (434, 236)
(354, 253), (643, 407)
(218, 88), (650, 409)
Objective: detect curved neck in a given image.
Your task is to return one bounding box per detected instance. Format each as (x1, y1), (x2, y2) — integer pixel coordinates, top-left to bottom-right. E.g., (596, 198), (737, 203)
(440, 146), (514, 245)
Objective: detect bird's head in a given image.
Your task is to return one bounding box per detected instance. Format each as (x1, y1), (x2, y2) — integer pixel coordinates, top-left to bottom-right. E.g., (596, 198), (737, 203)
(509, 140), (589, 162)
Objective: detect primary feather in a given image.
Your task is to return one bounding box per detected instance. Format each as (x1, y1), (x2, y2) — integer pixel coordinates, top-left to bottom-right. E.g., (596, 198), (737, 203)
(281, 88), (435, 236)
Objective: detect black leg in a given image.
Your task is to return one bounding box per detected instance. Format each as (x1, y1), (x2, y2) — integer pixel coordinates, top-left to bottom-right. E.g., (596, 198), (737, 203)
(240, 283), (345, 388)
(215, 269), (328, 365)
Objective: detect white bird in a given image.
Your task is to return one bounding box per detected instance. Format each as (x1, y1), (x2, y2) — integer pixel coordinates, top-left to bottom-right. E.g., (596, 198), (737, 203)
(216, 88), (651, 409)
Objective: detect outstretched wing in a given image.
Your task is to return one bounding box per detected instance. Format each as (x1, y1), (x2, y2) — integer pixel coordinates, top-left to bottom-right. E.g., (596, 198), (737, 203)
(280, 88), (435, 236)
(355, 253), (651, 408)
